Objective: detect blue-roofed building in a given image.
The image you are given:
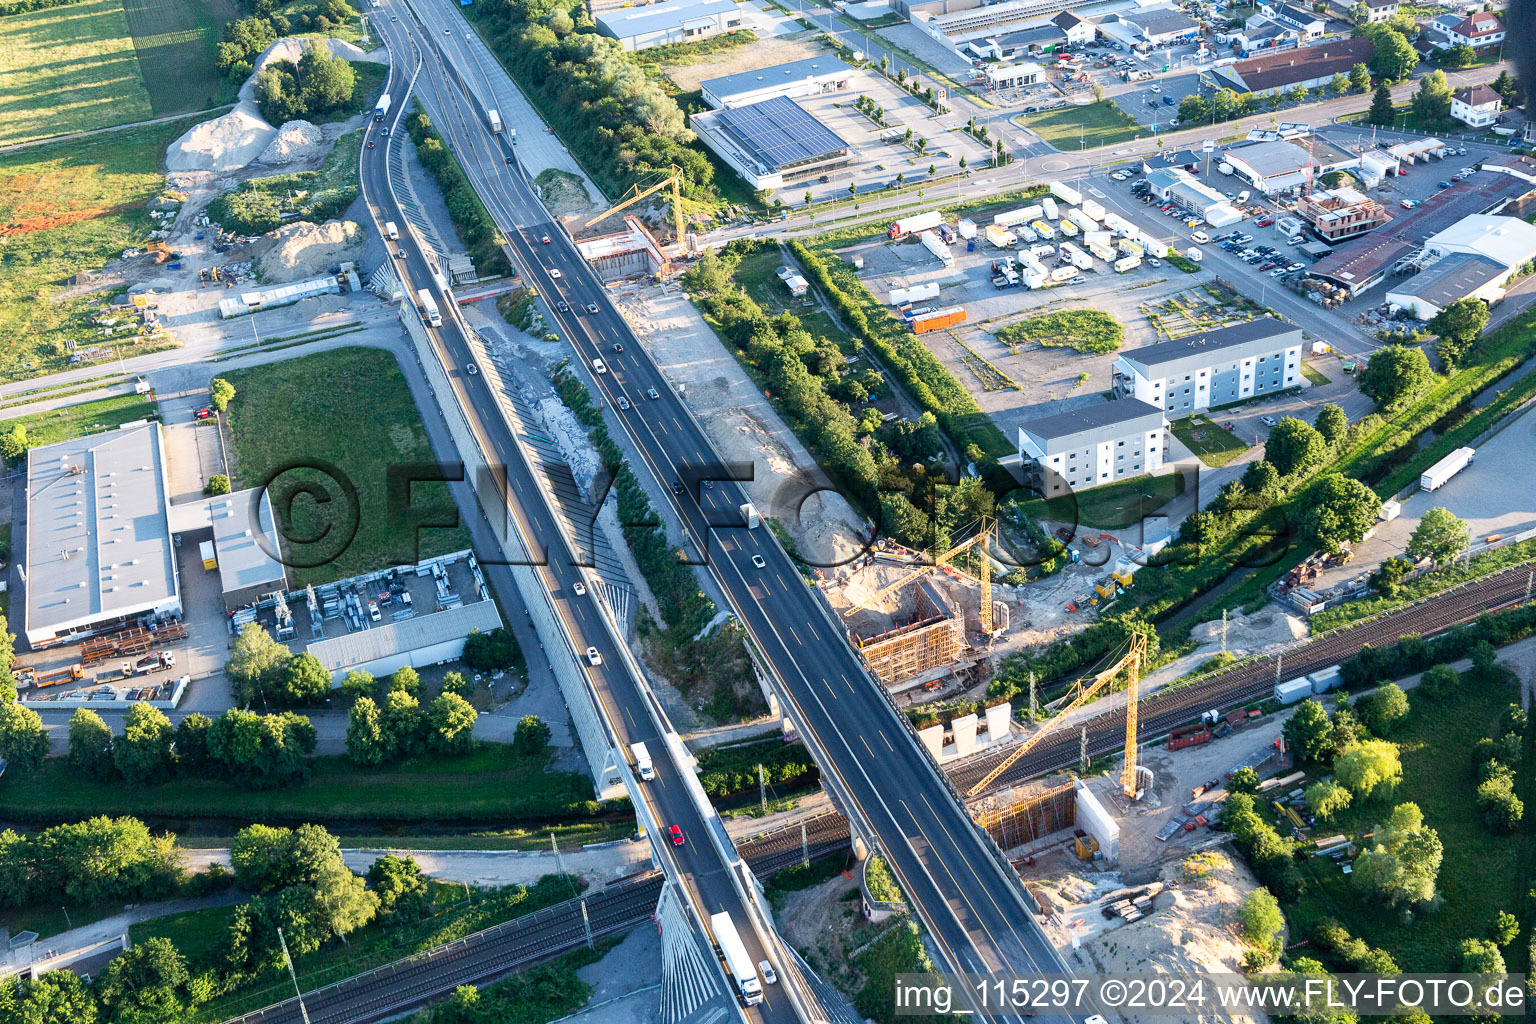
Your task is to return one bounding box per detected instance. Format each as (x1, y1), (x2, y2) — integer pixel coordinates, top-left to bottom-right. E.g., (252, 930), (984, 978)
(690, 96), (851, 189)
(700, 56), (855, 109)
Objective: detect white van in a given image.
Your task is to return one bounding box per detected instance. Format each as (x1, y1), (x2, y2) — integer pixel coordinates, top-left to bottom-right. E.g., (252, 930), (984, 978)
(385, 221), (399, 240)
(1191, 231), (1209, 244)
(1186, 247), (1203, 262)
(1235, 190), (1250, 204)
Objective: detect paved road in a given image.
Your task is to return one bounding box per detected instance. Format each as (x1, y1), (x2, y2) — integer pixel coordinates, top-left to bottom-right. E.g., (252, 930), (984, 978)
(361, 16), (799, 1024)
(387, 2), (1086, 1021)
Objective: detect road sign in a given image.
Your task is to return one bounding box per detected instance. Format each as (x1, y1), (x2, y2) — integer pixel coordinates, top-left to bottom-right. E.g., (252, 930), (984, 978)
(1203, 139), (1216, 152)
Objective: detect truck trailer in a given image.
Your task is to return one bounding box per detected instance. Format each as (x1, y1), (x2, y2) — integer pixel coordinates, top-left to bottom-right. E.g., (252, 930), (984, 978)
(1081, 198), (1106, 221)
(910, 306), (966, 333)
(1421, 447), (1474, 491)
(1049, 180), (1083, 206)
(957, 218), (978, 239)
(1058, 219), (1079, 237)
(1067, 208), (1098, 234)
(1144, 238), (1170, 259)
(374, 93), (392, 121)
(1041, 197), (1059, 221)
(889, 211), (943, 238)
(488, 109), (503, 134)
(920, 230), (954, 267)
(710, 913), (764, 1006)
(741, 503), (760, 528)
(629, 741), (655, 781)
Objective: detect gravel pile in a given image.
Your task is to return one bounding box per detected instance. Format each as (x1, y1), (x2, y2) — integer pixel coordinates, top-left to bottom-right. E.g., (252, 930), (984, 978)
(258, 120), (325, 166)
(257, 220), (364, 281)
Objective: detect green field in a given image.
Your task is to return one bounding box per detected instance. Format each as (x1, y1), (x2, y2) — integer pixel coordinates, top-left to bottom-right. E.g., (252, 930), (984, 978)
(0, 743), (598, 824)
(1169, 414), (1248, 468)
(1021, 100), (1146, 151)
(0, 391), (159, 449)
(1282, 676), (1536, 974)
(222, 347), (473, 587)
(1020, 471), (1184, 530)
(0, 116), (194, 382)
(120, 0), (240, 117)
(0, 0), (153, 145)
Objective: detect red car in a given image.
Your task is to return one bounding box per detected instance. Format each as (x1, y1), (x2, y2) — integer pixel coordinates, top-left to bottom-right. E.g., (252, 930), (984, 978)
(668, 825), (685, 847)
(1255, 216), (1274, 227)
(195, 408), (212, 420)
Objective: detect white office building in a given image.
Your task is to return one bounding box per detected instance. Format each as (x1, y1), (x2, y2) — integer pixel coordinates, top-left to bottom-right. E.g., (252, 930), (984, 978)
(595, 0), (746, 51)
(1113, 320), (1304, 416)
(1018, 399), (1168, 495)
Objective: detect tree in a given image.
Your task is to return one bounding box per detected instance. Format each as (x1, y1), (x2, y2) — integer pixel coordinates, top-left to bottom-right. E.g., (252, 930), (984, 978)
(114, 703), (174, 785)
(513, 714), (551, 759)
(274, 652), (330, 706)
(1460, 937), (1506, 975)
(340, 669), (376, 704)
(1366, 26), (1418, 83)
(345, 696), (387, 766)
(1470, 639), (1499, 675)
(1327, 73), (1349, 96)
(426, 693), (477, 754)
(1429, 297), (1489, 370)
(95, 936), (191, 1022)
(0, 423), (27, 465)
(1300, 476), (1381, 555)
(1356, 684), (1409, 736)
(1307, 779), (1353, 821)
(203, 474), (230, 497)
(1349, 1), (1368, 23)
(1239, 887), (1285, 948)
(174, 713), (210, 772)
(1239, 459), (1281, 500)
(1442, 42), (1477, 69)
(440, 671), (471, 697)
(1349, 62), (1372, 92)
(1264, 417), (1327, 477)
(1366, 83), (1396, 125)
(225, 622), (291, 706)
(1330, 706), (1362, 761)
(1501, 702), (1527, 737)
(209, 377), (236, 413)
(1407, 507), (1468, 563)
(0, 613), (14, 702)
(206, 709), (315, 788)
(69, 708), (116, 781)
(958, 155), (968, 170)
(1, 970), (99, 1024)
(32, 816), (181, 906)
(1229, 766), (1261, 794)
(1370, 556), (1412, 598)
(1314, 403), (1348, 448)
(1476, 773), (1523, 831)
(1492, 69), (1518, 103)
(1284, 699), (1335, 765)
(385, 665), (420, 696)
(1334, 739), (1401, 797)
(1358, 345), (1433, 410)
(1491, 910), (1519, 947)
(461, 628), (520, 673)
(1353, 803), (1441, 909)
(1411, 69), (1452, 128)
(297, 41), (356, 111)
(0, 701), (49, 774)
(380, 689), (424, 760)
(367, 853), (428, 920)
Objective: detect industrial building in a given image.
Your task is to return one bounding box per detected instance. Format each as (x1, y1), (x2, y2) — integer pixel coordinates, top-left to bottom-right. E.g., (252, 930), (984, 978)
(1479, 152), (1536, 184)
(1221, 139), (1314, 194)
(594, 0), (746, 51)
(1384, 215), (1536, 318)
(1307, 171), (1535, 295)
(1119, 6), (1199, 43)
(1297, 187), (1392, 242)
(915, 0), (1080, 45)
(218, 276), (340, 319)
(1113, 319), (1304, 416)
(1210, 37), (1374, 96)
(690, 96), (851, 190)
(983, 62), (1045, 89)
(1143, 167), (1242, 224)
(699, 56), (855, 110)
(22, 422), (181, 647)
(167, 489), (289, 610)
(1017, 399), (1168, 495)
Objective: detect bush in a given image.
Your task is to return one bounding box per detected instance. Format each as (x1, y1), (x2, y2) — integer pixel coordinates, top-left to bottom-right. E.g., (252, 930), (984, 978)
(406, 112), (510, 277)
(995, 309), (1122, 354)
(696, 739), (819, 797)
(204, 474), (231, 496)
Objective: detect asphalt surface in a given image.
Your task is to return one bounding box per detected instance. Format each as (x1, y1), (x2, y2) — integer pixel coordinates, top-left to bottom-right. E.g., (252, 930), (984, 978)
(358, 22), (794, 1024)
(374, 3), (1085, 1022)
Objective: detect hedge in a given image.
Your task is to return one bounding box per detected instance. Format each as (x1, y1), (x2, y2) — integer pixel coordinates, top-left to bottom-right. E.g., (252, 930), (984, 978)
(695, 740), (818, 797)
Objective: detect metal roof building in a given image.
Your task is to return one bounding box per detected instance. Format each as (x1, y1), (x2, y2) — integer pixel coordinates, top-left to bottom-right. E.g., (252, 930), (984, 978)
(700, 56), (855, 109)
(166, 488), (288, 610)
(594, 0), (746, 51)
(23, 422), (181, 646)
(690, 96), (851, 190)
(1385, 252), (1508, 320)
(307, 600), (503, 681)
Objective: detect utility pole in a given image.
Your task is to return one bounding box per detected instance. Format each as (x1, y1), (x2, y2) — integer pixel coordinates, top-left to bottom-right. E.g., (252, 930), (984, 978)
(1220, 608), (1228, 656)
(801, 822), (809, 869)
(1525, 570), (1532, 607)
(277, 928), (312, 1024)
(1079, 726), (1089, 773)
(758, 763), (767, 814)
(1028, 670), (1037, 721)
(580, 900), (594, 950)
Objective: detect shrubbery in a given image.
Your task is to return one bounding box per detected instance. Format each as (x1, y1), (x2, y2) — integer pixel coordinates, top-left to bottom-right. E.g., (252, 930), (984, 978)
(254, 43), (357, 125)
(406, 112), (511, 277)
(695, 740), (818, 797)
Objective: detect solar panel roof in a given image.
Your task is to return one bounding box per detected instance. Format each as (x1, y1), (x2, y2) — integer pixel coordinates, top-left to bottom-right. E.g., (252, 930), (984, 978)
(715, 96), (848, 171)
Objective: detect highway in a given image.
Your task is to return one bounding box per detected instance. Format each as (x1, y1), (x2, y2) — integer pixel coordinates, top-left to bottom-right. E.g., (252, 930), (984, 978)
(375, 3), (1084, 1021)
(358, 25), (797, 1024)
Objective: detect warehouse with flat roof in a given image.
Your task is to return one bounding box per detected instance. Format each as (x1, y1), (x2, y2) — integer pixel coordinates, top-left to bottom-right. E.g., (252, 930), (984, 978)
(23, 422), (182, 647)
(595, 0), (746, 51)
(690, 96), (851, 190)
(700, 56), (856, 109)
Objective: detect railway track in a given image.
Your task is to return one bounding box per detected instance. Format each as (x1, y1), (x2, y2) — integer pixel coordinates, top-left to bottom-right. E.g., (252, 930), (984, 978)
(737, 812), (852, 875)
(222, 872), (664, 1024)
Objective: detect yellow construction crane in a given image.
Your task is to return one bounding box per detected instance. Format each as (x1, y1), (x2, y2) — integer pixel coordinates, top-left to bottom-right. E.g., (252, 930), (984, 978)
(868, 516), (996, 635)
(583, 164), (686, 255)
(965, 632), (1147, 799)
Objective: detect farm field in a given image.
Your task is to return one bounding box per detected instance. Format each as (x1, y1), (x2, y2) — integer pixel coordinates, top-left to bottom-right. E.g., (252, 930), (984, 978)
(0, 0), (153, 145)
(121, 0), (241, 117)
(222, 347), (473, 587)
(0, 115), (192, 382)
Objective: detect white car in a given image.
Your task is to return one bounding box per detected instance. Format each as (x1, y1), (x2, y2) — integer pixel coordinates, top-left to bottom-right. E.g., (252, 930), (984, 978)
(759, 960), (778, 985)
(585, 646), (602, 666)
(1261, 415), (1278, 427)
(647, 387), (660, 400)
(573, 581), (586, 596)
(466, 363), (478, 376)
(752, 555), (767, 568)
(549, 268), (562, 279)
(593, 358), (607, 374)
(617, 396), (630, 410)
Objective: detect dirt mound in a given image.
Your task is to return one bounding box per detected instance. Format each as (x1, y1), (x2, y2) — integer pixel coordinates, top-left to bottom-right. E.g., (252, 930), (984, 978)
(167, 108), (278, 174)
(259, 120), (325, 166)
(257, 220), (364, 281)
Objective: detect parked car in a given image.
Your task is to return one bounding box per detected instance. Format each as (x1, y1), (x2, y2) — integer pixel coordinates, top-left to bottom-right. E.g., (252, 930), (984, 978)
(1261, 415), (1278, 427)
(1438, 180), (1452, 189)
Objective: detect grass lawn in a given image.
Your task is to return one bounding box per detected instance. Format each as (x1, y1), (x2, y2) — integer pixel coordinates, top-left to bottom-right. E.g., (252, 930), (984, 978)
(222, 347), (472, 587)
(1021, 100), (1145, 151)
(1020, 471), (1184, 529)
(1300, 359), (1330, 386)
(1281, 673), (1536, 974)
(0, 391), (159, 447)
(996, 309), (1122, 354)
(128, 905), (231, 963)
(174, 819), (636, 852)
(733, 246), (796, 311)
(0, 743), (598, 825)
(0, 900), (120, 944)
(1169, 414), (1248, 468)
(121, 0), (240, 117)
(0, 0), (153, 145)
(0, 115), (195, 382)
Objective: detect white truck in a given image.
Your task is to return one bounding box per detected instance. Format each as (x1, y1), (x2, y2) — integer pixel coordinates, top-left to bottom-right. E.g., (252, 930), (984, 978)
(920, 230), (954, 267)
(710, 912), (765, 1006)
(957, 218), (977, 240)
(385, 221), (399, 240)
(488, 109), (503, 134)
(374, 93), (391, 121)
(1420, 447), (1474, 491)
(741, 502), (760, 528)
(630, 741), (655, 781)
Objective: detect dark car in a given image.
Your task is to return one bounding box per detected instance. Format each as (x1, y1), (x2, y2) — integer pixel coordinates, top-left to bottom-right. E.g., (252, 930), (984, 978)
(1054, 526), (1073, 542)
(613, 343), (624, 353)
(557, 300), (569, 312)
(671, 480), (683, 495)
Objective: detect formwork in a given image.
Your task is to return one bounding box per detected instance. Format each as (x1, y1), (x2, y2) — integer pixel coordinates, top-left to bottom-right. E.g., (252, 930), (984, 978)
(854, 580), (965, 686)
(969, 776), (1077, 850)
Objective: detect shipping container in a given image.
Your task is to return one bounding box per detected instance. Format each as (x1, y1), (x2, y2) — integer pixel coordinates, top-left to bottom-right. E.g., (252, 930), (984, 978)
(1169, 724), (1212, 750)
(985, 224), (1016, 248)
(199, 540), (217, 571)
(1421, 447), (1474, 491)
(889, 211), (943, 238)
(1308, 666), (1342, 694)
(957, 218), (978, 239)
(910, 306), (966, 333)
(1049, 181), (1082, 206)
(1275, 678), (1312, 705)
(888, 282), (941, 305)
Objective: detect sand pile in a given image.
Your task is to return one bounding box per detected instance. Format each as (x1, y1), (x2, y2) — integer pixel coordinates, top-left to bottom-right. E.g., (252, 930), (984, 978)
(259, 120), (325, 165)
(257, 220), (364, 281)
(166, 108), (278, 174)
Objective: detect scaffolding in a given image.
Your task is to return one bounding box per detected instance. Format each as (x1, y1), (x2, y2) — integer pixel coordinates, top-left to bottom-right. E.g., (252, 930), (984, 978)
(854, 581), (965, 686)
(970, 777), (1077, 850)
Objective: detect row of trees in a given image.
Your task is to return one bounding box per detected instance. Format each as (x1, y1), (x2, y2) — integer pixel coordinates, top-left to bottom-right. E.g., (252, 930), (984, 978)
(226, 621), (331, 706)
(407, 113), (512, 277)
(69, 705), (317, 790)
(1178, 65), (1372, 127)
(345, 690), (477, 765)
(0, 816), (182, 910)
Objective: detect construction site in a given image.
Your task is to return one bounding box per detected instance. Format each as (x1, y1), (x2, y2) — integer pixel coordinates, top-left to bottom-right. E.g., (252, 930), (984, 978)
(570, 164), (695, 283)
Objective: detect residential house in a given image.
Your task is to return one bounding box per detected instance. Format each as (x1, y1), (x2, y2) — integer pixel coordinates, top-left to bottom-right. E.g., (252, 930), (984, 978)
(1051, 10), (1096, 45)
(1259, 2), (1325, 41)
(1017, 400), (1168, 495)
(1327, 0), (1398, 24)
(1450, 83), (1502, 129)
(1211, 36), (1374, 96)
(1439, 11), (1504, 52)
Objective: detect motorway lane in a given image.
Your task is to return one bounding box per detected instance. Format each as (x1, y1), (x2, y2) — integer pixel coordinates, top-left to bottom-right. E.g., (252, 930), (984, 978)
(389, 3), (1089, 1021)
(360, 24), (795, 1024)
